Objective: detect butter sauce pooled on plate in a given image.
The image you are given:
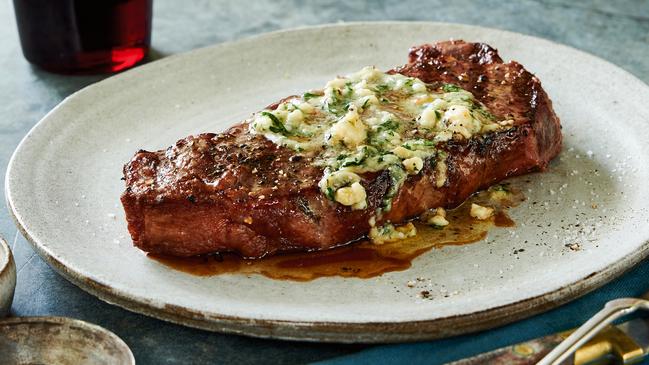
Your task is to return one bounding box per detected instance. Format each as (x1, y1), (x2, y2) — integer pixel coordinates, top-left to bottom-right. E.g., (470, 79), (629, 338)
(150, 184), (524, 281)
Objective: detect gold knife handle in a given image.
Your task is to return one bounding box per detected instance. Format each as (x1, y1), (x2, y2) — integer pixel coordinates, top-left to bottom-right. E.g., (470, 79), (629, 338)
(560, 325), (644, 365)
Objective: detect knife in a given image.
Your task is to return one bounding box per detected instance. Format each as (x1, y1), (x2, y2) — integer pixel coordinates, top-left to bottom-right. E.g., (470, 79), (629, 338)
(448, 317), (649, 365)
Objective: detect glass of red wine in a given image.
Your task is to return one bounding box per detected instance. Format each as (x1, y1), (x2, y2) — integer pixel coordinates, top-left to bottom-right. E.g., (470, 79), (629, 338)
(13, 0), (152, 74)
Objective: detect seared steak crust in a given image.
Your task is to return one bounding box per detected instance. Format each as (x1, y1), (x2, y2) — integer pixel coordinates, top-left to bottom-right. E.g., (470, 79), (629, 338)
(121, 40), (562, 258)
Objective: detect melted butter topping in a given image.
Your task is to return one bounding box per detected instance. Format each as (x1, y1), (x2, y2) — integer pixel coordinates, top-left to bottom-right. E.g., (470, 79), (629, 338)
(249, 66), (513, 210)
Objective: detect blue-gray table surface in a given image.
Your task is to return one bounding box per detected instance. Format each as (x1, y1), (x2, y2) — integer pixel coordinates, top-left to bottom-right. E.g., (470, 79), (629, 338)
(1, 0), (648, 364)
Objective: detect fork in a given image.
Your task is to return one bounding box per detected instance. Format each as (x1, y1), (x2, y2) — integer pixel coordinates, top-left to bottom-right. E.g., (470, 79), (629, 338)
(538, 294), (649, 364)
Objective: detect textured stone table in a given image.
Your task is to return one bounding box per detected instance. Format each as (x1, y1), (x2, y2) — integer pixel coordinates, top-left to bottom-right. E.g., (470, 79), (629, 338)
(1, 1), (648, 364)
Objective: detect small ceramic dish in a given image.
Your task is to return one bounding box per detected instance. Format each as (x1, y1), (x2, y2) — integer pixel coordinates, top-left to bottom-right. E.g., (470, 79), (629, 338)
(0, 316), (135, 365)
(0, 236), (16, 317)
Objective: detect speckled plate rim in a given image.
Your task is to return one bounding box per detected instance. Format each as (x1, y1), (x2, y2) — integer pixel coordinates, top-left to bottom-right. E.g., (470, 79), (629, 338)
(0, 316), (135, 364)
(11, 226), (648, 343)
(6, 21), (649, 343)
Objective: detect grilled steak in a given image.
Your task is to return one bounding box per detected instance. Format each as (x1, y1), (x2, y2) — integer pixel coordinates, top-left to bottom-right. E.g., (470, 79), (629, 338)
(121, 40), (562, 258)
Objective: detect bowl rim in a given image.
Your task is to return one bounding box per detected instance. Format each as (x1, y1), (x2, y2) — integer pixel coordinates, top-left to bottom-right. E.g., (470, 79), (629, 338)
(0, 237), (11, 276)
(0, 316), (135, 364)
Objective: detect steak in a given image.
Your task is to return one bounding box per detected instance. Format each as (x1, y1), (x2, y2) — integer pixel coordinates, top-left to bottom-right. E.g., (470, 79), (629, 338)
(121, 40), (562, 258)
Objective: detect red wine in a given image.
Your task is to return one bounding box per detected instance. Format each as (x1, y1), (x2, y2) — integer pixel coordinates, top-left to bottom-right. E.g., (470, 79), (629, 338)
(13, 0), (152, 74)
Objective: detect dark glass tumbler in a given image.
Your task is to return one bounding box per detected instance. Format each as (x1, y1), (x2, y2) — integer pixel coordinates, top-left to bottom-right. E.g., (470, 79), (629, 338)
(13, 0), (152, 74)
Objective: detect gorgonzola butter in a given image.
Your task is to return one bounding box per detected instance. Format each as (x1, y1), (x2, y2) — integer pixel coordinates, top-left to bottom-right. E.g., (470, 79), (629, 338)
(369, 222), (417, 245)
(424, 207), (449, 227)
(249, 67), (512, 210)
(470, 203), (495, 220)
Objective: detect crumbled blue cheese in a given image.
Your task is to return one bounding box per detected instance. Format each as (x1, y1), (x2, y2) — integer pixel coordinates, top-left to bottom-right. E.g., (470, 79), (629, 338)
(429, 214), (449, 227)
(328, 106), (367, 147)
(402, 156), (423, 174)
(423, 207), (449, 227)
(335, 182), (367, 209)
(435, 156), (447, 188)
(470, 203), (494, 220)
(249, 66), (512, 210)
(369, 222), (417, 245)
(488, 184), (512, 202)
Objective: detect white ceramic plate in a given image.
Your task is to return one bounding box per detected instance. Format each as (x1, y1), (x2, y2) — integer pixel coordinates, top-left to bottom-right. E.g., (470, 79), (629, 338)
(6, 22), (649, 342)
